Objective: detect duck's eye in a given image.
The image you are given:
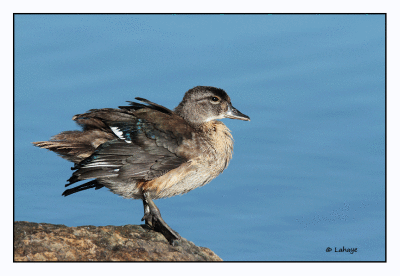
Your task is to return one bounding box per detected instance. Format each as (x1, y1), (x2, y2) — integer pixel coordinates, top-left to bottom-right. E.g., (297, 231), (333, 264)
(210, 96), (220, 104)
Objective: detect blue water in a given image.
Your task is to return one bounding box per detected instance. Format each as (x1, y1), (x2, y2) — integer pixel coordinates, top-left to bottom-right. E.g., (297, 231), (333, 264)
(14, 14), (385, 261)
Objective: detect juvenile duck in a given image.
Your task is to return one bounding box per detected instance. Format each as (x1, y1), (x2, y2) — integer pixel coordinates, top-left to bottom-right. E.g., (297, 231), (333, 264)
(33, 86), (250, 243)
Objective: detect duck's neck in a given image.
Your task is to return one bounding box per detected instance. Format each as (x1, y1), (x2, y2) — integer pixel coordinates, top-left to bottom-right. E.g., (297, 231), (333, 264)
(199, 120), (234, 166)
(174, 106), (209, 127)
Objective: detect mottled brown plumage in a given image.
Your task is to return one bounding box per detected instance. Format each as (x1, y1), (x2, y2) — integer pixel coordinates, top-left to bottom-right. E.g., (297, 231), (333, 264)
(33, 86), (250, 243)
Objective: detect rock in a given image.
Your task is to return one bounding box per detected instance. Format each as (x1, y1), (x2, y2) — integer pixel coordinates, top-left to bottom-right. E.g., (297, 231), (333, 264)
(14, 221), (222, 261)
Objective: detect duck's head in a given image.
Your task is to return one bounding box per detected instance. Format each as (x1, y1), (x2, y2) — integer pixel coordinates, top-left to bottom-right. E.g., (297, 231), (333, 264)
(174, 86), (250, 126)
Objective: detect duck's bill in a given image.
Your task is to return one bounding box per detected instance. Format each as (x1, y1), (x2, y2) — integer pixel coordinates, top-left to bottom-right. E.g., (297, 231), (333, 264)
(225, 106), (250, 121)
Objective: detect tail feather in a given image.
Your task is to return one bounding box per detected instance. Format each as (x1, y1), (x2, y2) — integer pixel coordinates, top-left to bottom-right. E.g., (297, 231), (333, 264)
(62, 180), (104, 196)
(33, 108), (140, 196)
(33, 129), (115, 163)
(33, 108), (137, 163)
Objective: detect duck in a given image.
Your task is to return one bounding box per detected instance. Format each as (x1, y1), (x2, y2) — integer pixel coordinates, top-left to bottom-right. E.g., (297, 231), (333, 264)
(33, 86), (250, 244)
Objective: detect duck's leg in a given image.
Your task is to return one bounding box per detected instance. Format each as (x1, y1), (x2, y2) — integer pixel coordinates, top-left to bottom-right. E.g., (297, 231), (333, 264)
(141, 191), (181, 244)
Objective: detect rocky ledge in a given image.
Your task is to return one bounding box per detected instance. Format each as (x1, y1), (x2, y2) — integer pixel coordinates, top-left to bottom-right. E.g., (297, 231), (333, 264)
(14, 221), (222, 261)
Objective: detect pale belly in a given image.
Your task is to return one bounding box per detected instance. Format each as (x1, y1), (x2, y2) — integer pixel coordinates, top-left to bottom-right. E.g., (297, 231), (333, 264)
(100, 159), (226, 200)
